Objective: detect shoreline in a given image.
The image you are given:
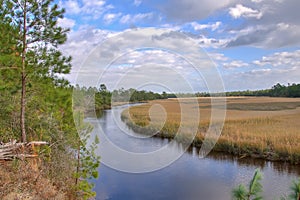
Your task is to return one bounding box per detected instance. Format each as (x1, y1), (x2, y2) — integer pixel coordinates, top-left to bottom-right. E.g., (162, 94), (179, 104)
(120, 98), (300, 164)
(122, 117), (300, 164)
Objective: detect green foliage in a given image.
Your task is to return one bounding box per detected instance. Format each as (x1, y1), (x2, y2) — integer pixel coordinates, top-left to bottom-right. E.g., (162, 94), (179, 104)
(233, 170), (300, 200)
(112, 87), (167, 102)
(96, 86), (112, 110)
(74, 84), (168, 117)
(232, 185), (248, 200)
(0, 1), (103, 198)
(289, 179), (300, 200)
(0, 0), (72, 142)
(194, 83), (300, 98)
(225, 83), (300, 98)
(270, 83), (300, 98)
(248, 170), (263, 200)
(73, 111), (100, 200)
(232, 169), (263, 200)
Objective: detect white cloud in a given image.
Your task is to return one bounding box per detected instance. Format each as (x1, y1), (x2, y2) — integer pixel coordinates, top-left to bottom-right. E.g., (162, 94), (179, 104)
(220, 50), (300, 90)
(61, 27), (300, 92)
(251, 0), (263, 3)
(61, 28), (224, 92)
(120, 13), (153, 24)
(81, 0), (109, 19)
(229, 4), (263, 19)
(57, 17), (76, 29)
(208, 53), (229, 62)
(82, 0), (105, 8)
(59, 27), (113, 83)
(225, 0), (300, 48)
(60, 0), (113, 20)
(103, 13), (122, 24)
(223, 60), (249, 69)
(60, 0), (81, 14)
(276, 22), (290, 30)
(144, 0), (298, 49)
(159, 0), (235, 22)
(196, 36), (229, 49)
(218, 50), (300, 72)
(223, 66), (300, 91)
(253, 50), (300, 67)
(190, 21), (222, 31)
(160, 24), (181, 31)
(226, 23), (300, 48)
(133, 0), (142, 6)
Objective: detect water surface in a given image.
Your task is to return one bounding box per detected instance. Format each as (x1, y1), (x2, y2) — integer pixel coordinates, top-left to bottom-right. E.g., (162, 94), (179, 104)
(88, 105), (300, 200)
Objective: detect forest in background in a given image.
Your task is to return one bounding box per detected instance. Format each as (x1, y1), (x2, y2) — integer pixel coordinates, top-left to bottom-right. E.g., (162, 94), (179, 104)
(0, 0), (103, 199)
(195, 83), (300, 98)
(0, 0), (299, 199)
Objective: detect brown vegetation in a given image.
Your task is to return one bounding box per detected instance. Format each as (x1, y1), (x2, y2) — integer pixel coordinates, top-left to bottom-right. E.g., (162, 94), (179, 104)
(121, 97), (300, 163)
(0, 141), (77, 199)
(0, 160), (73, 200)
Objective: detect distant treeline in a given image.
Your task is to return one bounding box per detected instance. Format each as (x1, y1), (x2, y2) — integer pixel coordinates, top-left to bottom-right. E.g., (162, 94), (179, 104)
(112, 88), (168, 102)
(195, 83), (300, 98)
(74, 84), (170, 113)
(75, 83), (300, 113)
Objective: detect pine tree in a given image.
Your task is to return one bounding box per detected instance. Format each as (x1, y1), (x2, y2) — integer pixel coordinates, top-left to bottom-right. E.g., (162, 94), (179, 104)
(289, 179), (300, 200)
(232, 169), (263, 200)
(0, 0), (71, 142)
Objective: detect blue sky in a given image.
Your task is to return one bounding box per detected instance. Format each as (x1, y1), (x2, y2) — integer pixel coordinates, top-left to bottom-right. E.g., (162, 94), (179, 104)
(57, 0), (300, 92)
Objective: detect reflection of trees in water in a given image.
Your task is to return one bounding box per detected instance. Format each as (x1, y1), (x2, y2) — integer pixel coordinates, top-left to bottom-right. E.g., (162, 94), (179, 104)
(271, 161), (300, 175)
(185, 145), (300, 176)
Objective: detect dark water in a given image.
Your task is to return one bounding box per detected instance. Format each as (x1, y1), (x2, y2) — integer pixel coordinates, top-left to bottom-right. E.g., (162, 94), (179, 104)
(87, 105), (300, 200)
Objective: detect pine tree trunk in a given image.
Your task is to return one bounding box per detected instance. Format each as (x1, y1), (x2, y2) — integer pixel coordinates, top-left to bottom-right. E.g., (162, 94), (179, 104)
(76, 144), (80, 185)
(76, 112), (82, 186)
(21, 73), (26, 142)
(20, 0), (27, 143)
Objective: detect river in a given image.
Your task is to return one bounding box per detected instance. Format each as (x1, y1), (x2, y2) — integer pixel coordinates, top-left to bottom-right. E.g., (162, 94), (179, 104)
(87, 104), (300, 200)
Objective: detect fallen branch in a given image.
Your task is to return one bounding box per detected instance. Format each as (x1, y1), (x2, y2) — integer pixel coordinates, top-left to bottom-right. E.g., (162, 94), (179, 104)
(0, 141), (48, 160)
(26, 141), (48, 146)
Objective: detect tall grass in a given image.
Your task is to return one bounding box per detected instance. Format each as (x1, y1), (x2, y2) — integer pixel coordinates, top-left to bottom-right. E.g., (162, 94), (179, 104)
(121, 97), (300, 163)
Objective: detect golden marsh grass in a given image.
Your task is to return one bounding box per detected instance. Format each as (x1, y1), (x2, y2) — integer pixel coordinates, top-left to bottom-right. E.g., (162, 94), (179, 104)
(121, 97), (300, 163)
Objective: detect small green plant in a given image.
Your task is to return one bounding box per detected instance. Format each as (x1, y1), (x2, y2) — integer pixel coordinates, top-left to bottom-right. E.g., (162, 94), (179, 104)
(232, 169), (263, 200)
(289, 179), (300, 200)
(233, 170), (300, 200)
(74, 111), (100, 200)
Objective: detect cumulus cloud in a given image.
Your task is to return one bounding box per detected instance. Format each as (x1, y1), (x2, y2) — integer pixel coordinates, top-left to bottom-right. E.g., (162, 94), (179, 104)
(63, 28), (224, 93)
(220, 50), (300, 90)
(207, 53), (229, 62)
(196, 36), (229, 49)
(253, 50), (300, 67)
(103, 13), (122, 24)
(141, 0), (296, 49)
(133, 0), (142, 6)
(60, 0), (81, 14)
(58, 0), (300, 91)
(229, 4), (262, 19)
(59, 27), (113, 83)
(226, 23), (300, 48)
(120, 13), (154, 24)
(251, 0), (263, 3)
(100, 50), (198, 92)
(223, 60), (249, 69)
(60, 0), (113, 20)
(190, 21), (222, 31)
(226, 0), (300, 48)
(57, 17), (76, 29)
(144, 0), (300, 49)
(223, 67), (300, 91)
(157, 0), (235, 22)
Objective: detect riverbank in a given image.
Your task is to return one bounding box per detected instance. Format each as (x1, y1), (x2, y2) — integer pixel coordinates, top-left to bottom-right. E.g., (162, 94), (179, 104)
(121, 97), (300, 164)
(0, 159), (74, 199)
